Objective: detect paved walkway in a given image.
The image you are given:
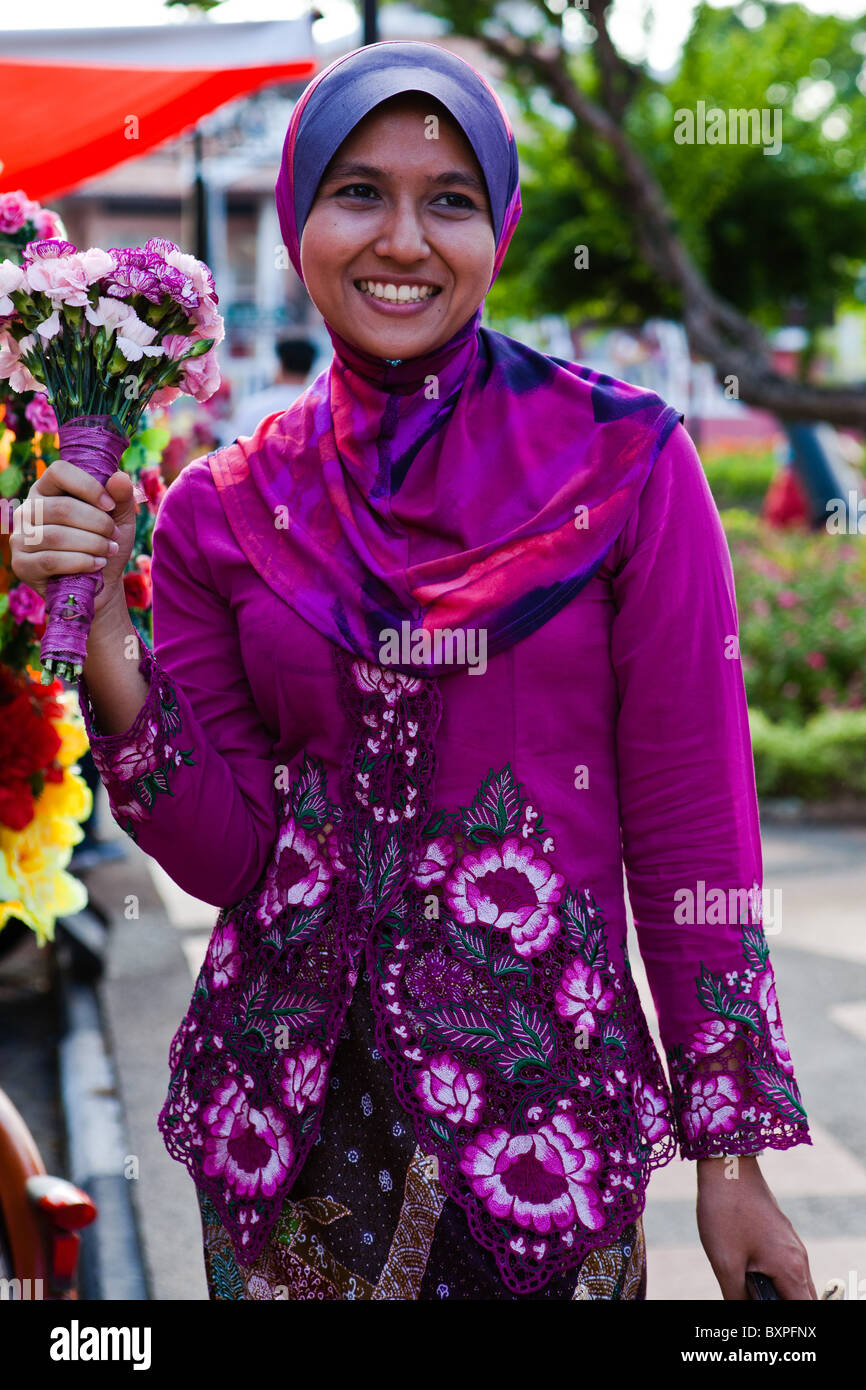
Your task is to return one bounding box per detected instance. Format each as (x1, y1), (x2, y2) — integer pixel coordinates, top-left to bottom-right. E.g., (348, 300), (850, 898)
(91, 791), (866, 1301)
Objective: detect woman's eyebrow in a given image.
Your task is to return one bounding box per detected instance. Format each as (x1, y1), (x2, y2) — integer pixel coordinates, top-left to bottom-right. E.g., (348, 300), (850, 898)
(323, 160), (487, 195)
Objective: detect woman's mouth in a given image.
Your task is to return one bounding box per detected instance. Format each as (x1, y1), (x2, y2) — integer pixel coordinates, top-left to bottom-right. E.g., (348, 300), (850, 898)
(353, 278), (443, 313)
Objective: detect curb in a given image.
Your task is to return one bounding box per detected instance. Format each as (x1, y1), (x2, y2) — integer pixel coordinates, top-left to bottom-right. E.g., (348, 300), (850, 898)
(56, 951), (148, 1301)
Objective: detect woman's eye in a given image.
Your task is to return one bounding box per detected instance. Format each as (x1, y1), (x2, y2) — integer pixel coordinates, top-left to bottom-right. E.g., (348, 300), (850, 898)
(337, 183), (379, 199)
(434, 193), (474, 209)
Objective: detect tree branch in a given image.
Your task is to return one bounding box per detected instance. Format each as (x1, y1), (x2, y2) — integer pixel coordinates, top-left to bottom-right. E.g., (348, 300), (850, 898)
(480, 28), (866, 426)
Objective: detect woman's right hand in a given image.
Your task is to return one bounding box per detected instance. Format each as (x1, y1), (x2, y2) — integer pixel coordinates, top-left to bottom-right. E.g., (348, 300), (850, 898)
(10, 460), (138, 619)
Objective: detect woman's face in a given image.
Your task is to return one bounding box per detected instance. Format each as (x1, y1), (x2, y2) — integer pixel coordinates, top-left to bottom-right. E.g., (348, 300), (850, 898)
(300, 94), (496, 360)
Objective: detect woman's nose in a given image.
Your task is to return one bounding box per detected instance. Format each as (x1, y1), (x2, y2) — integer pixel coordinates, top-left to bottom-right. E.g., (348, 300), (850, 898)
(373, 199), (430, 262)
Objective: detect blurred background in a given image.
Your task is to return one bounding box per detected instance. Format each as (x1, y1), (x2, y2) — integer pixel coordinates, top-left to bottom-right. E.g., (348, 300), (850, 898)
(0, 0), (864, 1304)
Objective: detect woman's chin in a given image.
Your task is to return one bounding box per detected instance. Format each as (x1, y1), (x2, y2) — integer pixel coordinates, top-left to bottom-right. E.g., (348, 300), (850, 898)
(335, 321), (453, 361)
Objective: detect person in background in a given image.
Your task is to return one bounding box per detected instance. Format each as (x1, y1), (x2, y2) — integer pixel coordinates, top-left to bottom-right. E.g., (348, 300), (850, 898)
(225, 337), (317, 442)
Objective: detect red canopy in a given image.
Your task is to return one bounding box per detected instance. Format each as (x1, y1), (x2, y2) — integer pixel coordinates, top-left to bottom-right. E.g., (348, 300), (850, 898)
(0, 20), (318, 201)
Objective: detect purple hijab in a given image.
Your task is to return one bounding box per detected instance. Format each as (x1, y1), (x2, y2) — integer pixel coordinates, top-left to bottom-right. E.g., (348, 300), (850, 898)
(208, 40), (683, 674)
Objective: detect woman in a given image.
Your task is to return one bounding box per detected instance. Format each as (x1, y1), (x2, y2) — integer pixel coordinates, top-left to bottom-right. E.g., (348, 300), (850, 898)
(12, 40), (815, 1301)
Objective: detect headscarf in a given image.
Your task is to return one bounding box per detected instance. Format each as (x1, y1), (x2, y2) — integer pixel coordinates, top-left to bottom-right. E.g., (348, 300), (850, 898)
(207, 40), (683, 675)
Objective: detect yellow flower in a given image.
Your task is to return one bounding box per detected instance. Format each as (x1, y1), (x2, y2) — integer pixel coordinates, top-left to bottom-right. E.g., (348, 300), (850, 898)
(51, 691), (91, 769)
(0, 685), (95, 947)
(0, 822), (88, 946)
(32, 769), (93, 850)
(0, 764), (92, 946)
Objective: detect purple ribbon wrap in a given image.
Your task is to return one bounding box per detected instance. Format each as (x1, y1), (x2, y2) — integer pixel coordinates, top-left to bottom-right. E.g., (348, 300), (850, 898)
(40, 415), (129, 681)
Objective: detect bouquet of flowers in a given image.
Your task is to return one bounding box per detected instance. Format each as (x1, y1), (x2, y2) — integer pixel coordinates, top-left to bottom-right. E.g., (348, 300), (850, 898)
(1, 417), (171, 677)
(0, 235), (223, 682)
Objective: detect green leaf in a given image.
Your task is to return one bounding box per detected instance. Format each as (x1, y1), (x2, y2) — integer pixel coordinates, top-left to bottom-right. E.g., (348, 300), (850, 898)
(747, 1066), (808, 1121)
(718, 997), (761, 1031)
(442, 918), (488, 967)
(428, 1118), (453, 1145)
(506, 998), (555, 1062)
(461, 765), (522, 839)
(375, 833), (405, 909)
(422, 1003), (511, 1054)
(490, 953), (531, 983)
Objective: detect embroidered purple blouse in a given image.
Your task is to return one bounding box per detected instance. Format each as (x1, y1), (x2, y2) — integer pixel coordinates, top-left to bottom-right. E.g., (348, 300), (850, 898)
(76, 416), (811, 1294)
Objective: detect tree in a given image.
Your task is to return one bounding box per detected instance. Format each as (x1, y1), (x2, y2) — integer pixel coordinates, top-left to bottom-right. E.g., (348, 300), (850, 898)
(419, 0), (866, 428)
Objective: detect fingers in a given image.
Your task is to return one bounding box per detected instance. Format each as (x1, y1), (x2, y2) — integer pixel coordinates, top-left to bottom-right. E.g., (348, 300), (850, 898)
(33, 458), (126, 511)
(763, 1265), (818, 1301)
(14, 492), (119, 545)
(745, 1241), (816, 1300)
(26, 522), (119, 561)
(10, 465), (124, 592)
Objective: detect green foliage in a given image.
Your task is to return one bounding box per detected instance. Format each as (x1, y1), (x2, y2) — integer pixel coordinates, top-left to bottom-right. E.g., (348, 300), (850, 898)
(722, 511), (866, 726)
(424, 0), (866, 336)
(749, 707), (866, 799)
(701, 450), (778, 511)
(655, 2), (866, 332)
(712, 509), (866, 799)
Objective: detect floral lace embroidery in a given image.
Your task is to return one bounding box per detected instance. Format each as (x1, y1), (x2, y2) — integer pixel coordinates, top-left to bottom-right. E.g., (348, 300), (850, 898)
(363, 769), (678, 1294)
(77, 639), (194, 844)
(666, 916), (810, 1159)
(156, 644), (809, 1295)
(157, 645), (441, 1267)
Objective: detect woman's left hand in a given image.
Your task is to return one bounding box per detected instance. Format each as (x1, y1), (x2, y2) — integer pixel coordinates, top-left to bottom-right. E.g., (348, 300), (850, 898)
(696, 1155), (817, 1300)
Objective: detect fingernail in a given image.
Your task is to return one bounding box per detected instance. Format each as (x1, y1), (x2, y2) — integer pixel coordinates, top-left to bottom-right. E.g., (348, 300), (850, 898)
(107, 540), (119, 554)
(94, 556), (108, 567)
(99, 495), (116, 510)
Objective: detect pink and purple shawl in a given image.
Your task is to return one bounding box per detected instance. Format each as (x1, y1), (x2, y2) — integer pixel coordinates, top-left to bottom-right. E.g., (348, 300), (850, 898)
(207, 40), (683, 675)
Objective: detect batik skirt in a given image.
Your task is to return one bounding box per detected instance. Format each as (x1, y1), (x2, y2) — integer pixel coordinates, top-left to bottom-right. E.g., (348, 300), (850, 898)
(196, 973), (647, 1301)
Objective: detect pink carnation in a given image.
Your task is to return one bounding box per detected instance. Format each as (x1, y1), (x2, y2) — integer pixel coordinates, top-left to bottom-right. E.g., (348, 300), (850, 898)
(85, 295), (138, 335)
(0, 331), (41, 393)
(24, 395), (58, 433)
(33, 209), (66, 240)
(8, 583), (45, 626)
(181, 347), (221, 403)
(0, 191), (40, 235)
(26, 248), (115, 306)
(165, 246), (217, 301)
(149, 385), (181, 409)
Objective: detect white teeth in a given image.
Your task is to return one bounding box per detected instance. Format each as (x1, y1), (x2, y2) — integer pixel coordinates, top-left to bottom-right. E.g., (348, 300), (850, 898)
(357, 279), (438, 302)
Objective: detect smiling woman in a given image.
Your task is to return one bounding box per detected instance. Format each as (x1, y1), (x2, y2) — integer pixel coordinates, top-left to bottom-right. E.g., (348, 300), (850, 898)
(68, 39), (815, 1304)
(300, 93), (496, 358)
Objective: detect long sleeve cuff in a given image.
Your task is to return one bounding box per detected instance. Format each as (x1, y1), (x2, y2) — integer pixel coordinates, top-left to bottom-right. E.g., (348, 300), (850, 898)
(664, 919), (810, 1159)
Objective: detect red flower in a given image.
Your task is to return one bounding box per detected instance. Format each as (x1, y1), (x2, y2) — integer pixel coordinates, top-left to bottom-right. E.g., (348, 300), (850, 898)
(0, 670), (63, 830)
(123, 569), (152, 610)
(0, 781), (38, 832)
(139, 466), (166, 514)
